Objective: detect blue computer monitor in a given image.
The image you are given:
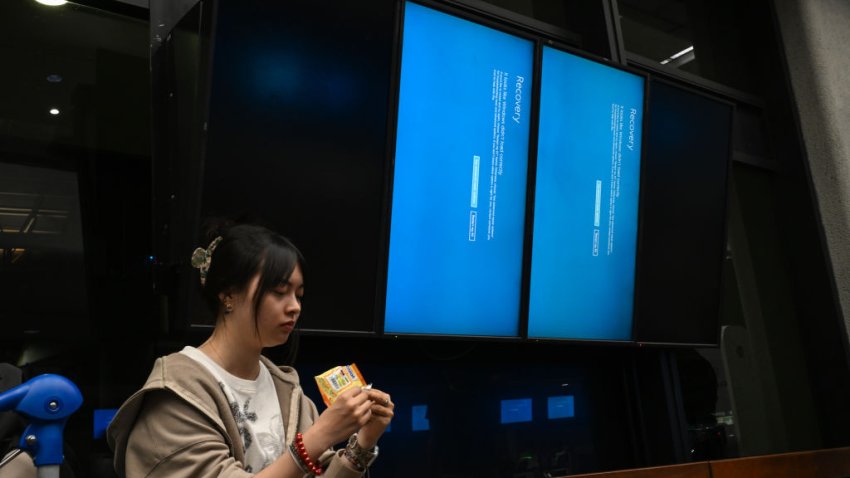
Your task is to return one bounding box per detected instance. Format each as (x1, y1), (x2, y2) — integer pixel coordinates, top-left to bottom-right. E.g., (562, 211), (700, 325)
(385, 2), (533, 337)
(547, 395), (575, 419)
(411, 404), (431, 431)
(528, 46), (645, 341)
(500, 398), (533, 424)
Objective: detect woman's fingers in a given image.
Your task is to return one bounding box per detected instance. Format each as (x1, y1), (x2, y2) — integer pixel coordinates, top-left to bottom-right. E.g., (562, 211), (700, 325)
(331, 386), (394, 428)
(355, 397), (374, 426)
(364, 388), (392, 408)
(370, 403), (395, 418)
(336, 386), (369, 411)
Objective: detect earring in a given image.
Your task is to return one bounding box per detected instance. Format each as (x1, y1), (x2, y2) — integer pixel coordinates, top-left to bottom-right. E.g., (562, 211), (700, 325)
(224, 302), (233, 314)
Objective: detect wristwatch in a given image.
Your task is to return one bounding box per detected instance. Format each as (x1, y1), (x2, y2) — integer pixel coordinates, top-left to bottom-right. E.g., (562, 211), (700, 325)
(344, 433), (379, 471)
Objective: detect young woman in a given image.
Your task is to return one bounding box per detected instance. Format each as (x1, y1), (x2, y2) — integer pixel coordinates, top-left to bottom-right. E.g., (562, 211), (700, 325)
(108, 222), (393, 477)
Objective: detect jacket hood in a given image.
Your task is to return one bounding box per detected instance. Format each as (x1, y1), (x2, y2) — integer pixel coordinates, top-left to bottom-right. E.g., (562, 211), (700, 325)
(107, 352), (302, 476)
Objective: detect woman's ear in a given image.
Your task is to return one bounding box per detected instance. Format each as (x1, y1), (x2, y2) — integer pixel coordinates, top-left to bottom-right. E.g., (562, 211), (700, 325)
(218, 291), (234, 305)
(218, 290), (234, 315)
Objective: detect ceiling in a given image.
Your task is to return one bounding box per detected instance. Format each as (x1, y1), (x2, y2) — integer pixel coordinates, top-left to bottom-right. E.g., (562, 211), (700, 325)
(0, 0), (148, 150)
(0, 0), (150, 336)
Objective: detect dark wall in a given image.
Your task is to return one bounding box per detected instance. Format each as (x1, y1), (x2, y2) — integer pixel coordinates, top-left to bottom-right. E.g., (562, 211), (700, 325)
(633, 80), (732, 345)
(282, 334), (639, 477)
(197, 0), (396, 332)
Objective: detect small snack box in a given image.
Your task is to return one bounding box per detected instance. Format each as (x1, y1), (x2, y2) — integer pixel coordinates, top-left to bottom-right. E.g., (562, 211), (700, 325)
(314, 363), (368, 407)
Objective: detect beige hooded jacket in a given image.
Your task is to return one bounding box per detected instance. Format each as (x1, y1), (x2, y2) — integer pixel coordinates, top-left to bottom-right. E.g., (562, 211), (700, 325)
(106, 352), (365, 478)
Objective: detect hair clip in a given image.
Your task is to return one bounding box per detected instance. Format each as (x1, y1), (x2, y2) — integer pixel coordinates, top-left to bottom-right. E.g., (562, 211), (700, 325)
(191, 236), (222, 285)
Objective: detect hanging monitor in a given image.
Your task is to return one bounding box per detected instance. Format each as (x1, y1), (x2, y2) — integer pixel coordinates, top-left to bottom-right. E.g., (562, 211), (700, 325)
(528, 46), (645, 341)
(632, 80), (731, 346)
(384, 2), (533, 337)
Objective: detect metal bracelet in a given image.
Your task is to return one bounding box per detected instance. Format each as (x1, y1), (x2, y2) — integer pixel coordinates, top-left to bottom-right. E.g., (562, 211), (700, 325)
(344, 433), (378, 471)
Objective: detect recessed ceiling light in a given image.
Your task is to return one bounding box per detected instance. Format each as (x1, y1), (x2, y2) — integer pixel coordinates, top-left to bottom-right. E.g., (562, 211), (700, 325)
(46, 74), (63, 83)
(35, 0), (68, 6)
(49, 108), (60, 115)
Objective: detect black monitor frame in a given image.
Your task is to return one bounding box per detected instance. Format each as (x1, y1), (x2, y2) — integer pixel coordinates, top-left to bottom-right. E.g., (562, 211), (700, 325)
(630, 76), (734, 348)
(522, 40), (649, 346)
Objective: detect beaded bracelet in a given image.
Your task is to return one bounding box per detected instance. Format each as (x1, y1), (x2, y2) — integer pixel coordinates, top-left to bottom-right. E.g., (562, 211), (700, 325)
(288, 443), (310, 474)
(291, 432), (323, 476)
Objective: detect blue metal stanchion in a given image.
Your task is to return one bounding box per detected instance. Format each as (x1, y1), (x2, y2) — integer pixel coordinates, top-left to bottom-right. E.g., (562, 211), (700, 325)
(0, 374), (83, 478)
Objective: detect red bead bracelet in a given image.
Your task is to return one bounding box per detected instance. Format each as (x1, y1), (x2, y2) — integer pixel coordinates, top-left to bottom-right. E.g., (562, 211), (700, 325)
(293, 432), (323, 476)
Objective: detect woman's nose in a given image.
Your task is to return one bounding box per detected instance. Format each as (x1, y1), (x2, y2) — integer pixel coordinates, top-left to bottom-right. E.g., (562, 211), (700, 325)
(286, 296), (301, 315)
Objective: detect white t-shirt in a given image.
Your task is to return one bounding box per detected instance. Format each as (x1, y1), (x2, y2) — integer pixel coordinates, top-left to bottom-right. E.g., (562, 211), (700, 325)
(181, 346), (286, 473)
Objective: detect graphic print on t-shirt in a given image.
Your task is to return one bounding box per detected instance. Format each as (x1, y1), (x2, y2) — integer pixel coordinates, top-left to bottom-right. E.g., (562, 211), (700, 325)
(222, 384), (258, 457)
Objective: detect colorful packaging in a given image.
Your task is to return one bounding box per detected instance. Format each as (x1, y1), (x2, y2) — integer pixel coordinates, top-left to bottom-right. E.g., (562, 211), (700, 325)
(314, 363), (367, 407)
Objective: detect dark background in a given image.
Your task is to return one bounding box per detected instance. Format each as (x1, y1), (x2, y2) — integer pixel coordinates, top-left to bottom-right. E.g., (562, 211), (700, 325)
(2, 0), (849, 477)
(633, 79), (732, 345)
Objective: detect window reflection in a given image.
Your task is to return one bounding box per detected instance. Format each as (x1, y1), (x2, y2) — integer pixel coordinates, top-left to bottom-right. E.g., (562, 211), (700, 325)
(677, 348), (738, 460)
(477, 0), (610, 58)
(0, 162), (88, 338)
(619, 0), (695, 66)
(618, 0), (759, 93)
(0, 0), (148, 152)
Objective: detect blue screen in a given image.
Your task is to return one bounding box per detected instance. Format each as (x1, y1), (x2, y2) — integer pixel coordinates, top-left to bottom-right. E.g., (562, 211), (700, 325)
(528, 46), (644, 341)
(93, 408), (119, 439)
(411, 404), (431, 431)
(385, 2), (533, 336)
(547, 395), (575, 419)
(500, 398), (533, 424)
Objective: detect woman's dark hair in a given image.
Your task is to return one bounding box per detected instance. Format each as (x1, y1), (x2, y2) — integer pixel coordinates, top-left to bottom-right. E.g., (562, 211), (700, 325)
(198, 218), (305, 336)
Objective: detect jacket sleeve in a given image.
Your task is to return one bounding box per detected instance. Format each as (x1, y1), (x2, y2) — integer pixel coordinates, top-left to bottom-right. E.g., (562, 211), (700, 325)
(319, 450), (369, 478)
(0, 450), (35, 478)
(124, 390), (252, 478)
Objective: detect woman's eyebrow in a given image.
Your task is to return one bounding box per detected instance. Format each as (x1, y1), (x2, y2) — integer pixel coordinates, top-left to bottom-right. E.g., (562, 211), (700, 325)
(280, 279), (304, 289)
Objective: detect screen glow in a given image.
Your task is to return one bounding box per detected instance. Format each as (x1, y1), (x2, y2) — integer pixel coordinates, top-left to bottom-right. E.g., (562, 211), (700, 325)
(501, 398), (533, 424)
(528, 46), (644, 341)
(411, 404), (431, 431)
(385, 2), (533, 336)
(547, 395), (575, 419)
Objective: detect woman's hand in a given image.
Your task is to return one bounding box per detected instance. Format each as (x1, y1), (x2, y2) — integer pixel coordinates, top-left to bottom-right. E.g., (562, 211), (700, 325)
(304, 387), (372, 451)
(356, 388), (394, 449)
